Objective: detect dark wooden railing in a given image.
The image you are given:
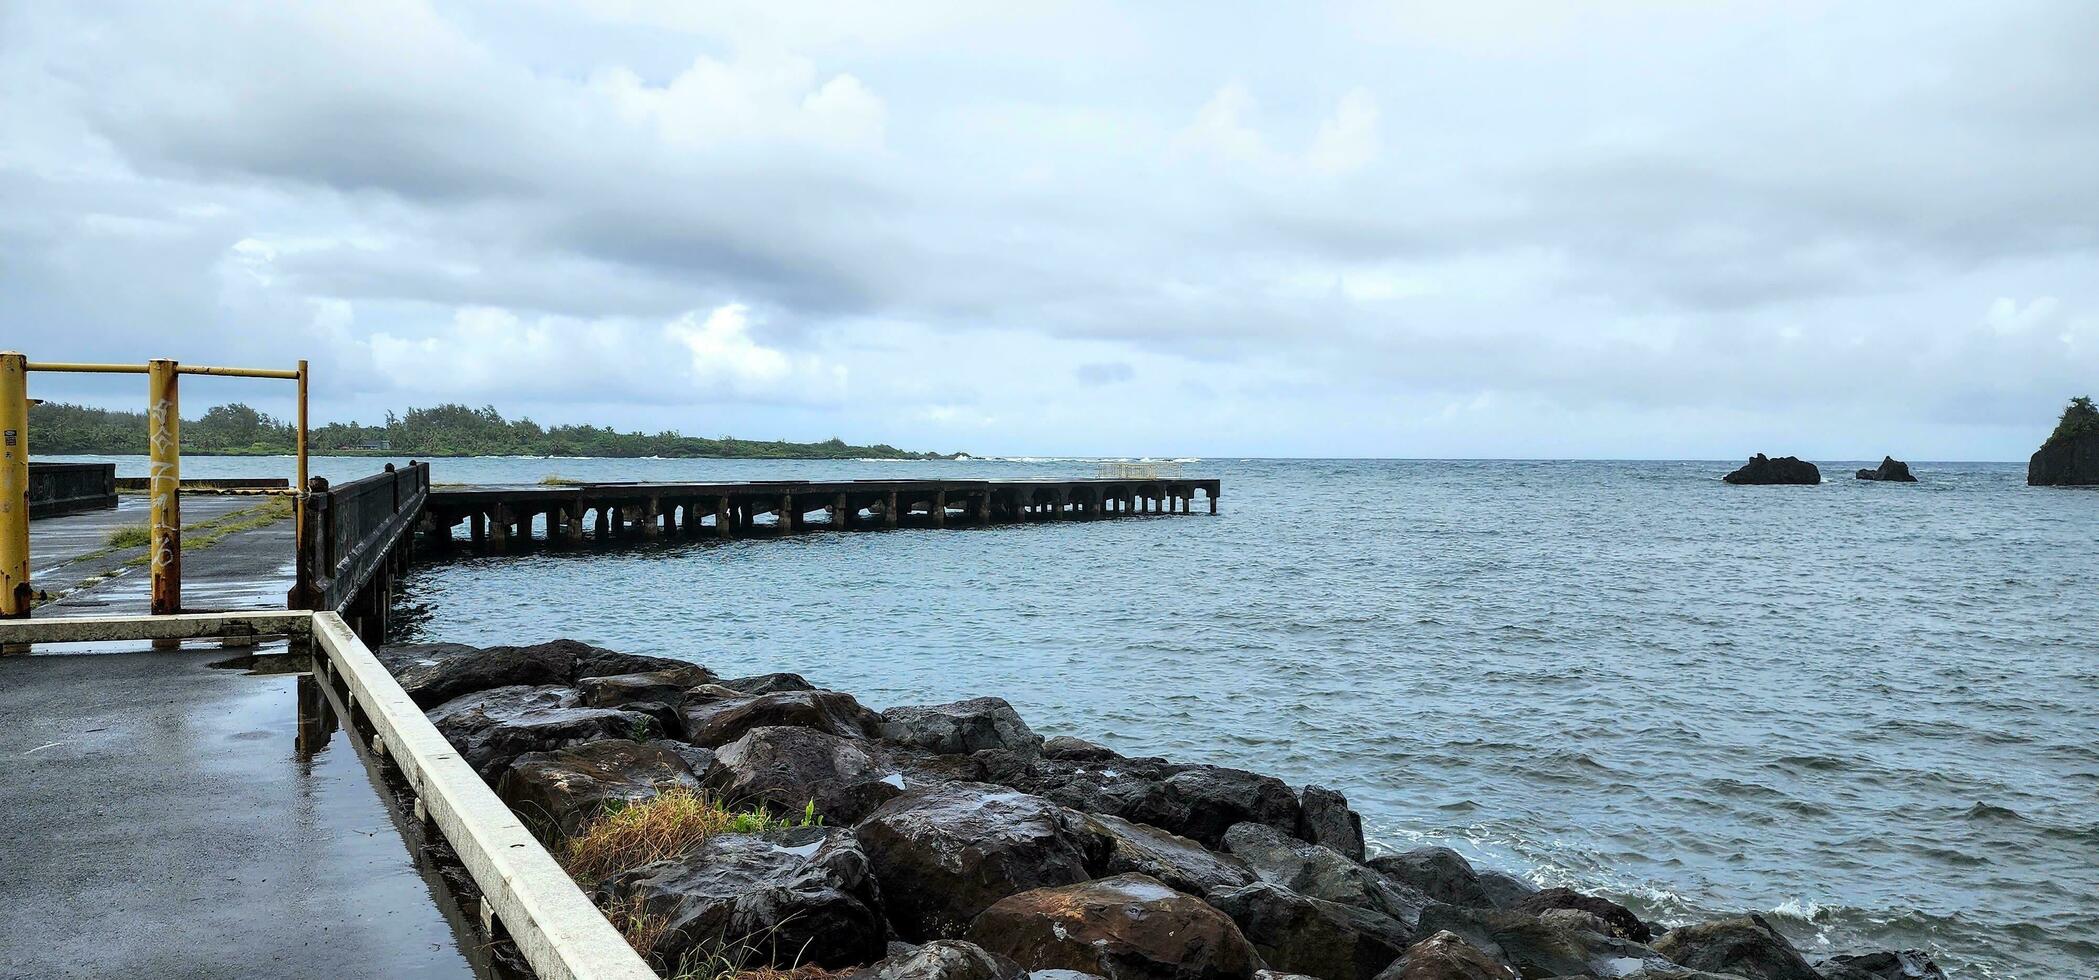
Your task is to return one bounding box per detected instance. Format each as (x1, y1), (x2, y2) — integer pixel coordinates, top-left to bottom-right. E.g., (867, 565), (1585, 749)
(290, 463), (429, 634)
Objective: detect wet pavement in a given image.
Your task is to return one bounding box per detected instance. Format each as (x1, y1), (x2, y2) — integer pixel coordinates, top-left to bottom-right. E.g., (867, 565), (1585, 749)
(0, 650), (486, 980)
(27, 493), (296, 617)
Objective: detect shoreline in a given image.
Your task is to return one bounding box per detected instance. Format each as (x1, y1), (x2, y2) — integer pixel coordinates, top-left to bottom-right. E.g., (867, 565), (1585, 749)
(379, 637), (1952, 980)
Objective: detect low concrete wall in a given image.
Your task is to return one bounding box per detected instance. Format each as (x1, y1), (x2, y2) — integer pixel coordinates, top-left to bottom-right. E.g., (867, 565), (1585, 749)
(28, 462), (117, 518)
(113, 476), (291, 491)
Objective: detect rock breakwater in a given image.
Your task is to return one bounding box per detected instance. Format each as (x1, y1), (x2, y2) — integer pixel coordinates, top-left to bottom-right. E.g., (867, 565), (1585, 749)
(379, 639), (1949, 980)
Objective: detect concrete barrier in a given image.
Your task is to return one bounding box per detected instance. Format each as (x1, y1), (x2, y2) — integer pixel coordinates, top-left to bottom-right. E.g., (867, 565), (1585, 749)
(28, 461), (116, 518)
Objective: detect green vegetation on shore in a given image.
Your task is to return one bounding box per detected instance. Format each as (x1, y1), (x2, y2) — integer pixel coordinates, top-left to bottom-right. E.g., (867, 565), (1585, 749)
(2046, 395), (2099, 446)
(28, 401), (954, 460)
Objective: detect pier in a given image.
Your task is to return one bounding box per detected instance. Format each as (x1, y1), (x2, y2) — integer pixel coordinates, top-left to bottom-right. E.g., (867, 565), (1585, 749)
(420, 476), (1222, 549)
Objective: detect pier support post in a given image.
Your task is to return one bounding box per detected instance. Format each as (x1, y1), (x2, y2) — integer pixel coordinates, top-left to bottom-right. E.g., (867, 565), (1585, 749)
(834, 492), (850, 529)
(780, 493), (796, 534)
(565, 506), (584, 544)
(975, 492), (990, 524)
(716, 496), (731, 539)
(884, 491), (898, 529)
(932, 491), (946, 529)
(1052, 490), (1067, 520)
(641, 498), (662, 539)
(488, 504), (509, 550)
(470, 511), (487, 547)
(593, 507), (608, 542)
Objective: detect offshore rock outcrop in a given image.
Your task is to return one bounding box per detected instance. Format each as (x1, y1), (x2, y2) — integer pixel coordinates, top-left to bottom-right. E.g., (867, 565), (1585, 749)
(383, 639), (1952, 980)
(1853, 457), (1916, 482)
(1722, 454), (1821, 485)
(2029, 395), (2099, 486)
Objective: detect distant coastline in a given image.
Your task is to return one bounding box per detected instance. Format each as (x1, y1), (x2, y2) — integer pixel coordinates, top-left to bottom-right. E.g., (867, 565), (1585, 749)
(28, 400), (958, 461)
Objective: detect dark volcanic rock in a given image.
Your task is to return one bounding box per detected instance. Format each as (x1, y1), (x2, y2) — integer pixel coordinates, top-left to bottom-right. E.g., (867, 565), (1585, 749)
(1507, 887), (1650, 942)
(857, 781), (1098, 940)
(427, 685), (657, 778)
(1205, 881), (1410, 980)
(710, 725), (904, 824)
(1369, 848), (1495, 910)
(1128, 766), (1304, 850)
(576, 666), (720, 709)
(863, 940), (1027, 980)
(681, 689), (883, 748)
(967, 873), (1261, 980)
(1414, 903), (1674, 979)
(881, 697), (1043, 756)
(1651, 913), (1819, 980)
(1853, 456), (1917, 482)
(2029, 430), (2099, 485)
(722, 672), (817, 694)
(1723, 454), (1821, 485)
(379, 641), (573, 708)
(1224, 822), (1429, 930)
(498, 738), (700, 835)
(598, 826), (885, 968)
(1043, 735), (1121, 761)
(1297, 785), (1365, 862)
(1373, 930), (1516, 980)
(1471, 871), (1538, 911)
(1080, 813), (1255, 896)
(1814, 949), (1948, 979)
(571, 647), (707, 681)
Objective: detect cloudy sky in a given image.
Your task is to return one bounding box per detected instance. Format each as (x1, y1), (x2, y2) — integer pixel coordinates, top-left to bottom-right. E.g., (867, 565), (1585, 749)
(4, 2), (2095, 458)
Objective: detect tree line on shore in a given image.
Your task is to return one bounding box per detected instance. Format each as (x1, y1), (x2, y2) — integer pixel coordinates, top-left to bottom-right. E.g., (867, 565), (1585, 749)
(27, 401), (954, 460)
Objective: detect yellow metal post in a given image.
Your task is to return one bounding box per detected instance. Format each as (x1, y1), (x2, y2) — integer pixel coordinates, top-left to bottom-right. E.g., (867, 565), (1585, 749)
(295, 359), (308, 547)
(147, 358), (181, 615)
(0, 352), (28, 617)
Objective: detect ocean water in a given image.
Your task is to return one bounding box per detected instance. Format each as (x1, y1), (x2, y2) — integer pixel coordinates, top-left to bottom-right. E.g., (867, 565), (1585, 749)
(64, 454), (2099, 976)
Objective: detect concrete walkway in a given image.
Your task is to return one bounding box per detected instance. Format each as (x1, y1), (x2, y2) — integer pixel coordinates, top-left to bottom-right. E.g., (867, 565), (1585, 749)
(0, 650), (487, 980)
(28, 493), (296, 617)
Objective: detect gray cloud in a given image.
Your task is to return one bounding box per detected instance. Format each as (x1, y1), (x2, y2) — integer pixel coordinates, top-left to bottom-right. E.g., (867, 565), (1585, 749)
(3, 0), (2096, 457)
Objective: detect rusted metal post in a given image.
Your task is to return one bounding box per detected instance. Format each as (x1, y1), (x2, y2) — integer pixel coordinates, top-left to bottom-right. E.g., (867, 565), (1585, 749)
(0, 352), (27, 618)
(295, 359), (309, 555)
(147, 358), (181, 615)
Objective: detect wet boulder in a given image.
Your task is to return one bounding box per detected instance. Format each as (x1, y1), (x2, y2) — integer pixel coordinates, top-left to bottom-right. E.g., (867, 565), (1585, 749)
(1126, 765), (1303, 850)
(681, 689), (883, 748)
(857, 781), (1098, 940)
(1507, 887), (1650, 942)
(1651, 914), (1820, 980)
(1372, 930), (1516, 980)
(1413, 903), (1675, 979)
(498, 738), (701, 836)
(1297, 786), (1365, 862)
(1854, 457), (1917, 483)
(1043, 735), (1121, 762)
(861, 940), (1027, 980)
(967, 874), (1261, 980)
(572, 647), (711, 681)
(1472, 871), (1538, 911)
(1368, 848), (1495, 910)
(1224, 822), (1429, 929)
(576, 666), (720, 709)
(597, 826), (885, 968)
(1723, 454), (1821, 485)
(378, 641), (573, 708)
(710, 725), (905, 824)
(721, 671), (817, 694)
(427, 685), (658, 778)
(1205, 881), (1410, 980)
(1080, 813), (1255, 896)
(881, 697), (1043, 756)
(1814, 949), (1947, 979)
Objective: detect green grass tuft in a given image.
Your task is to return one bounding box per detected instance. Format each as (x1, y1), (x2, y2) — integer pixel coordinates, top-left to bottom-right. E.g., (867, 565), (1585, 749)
(104, 525), (151, 549)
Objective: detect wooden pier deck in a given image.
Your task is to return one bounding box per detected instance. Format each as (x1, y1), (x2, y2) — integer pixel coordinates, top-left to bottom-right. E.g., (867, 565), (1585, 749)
(420, 477), (1221, 549)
